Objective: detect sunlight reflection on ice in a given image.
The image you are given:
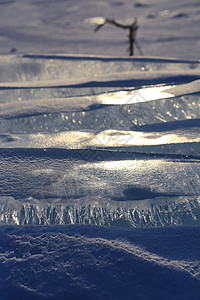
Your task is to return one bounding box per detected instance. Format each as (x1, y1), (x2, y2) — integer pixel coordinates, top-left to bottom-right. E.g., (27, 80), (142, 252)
(84, 160), (137, 170)
(5, 128), (199, 150)
(98, 85), (174, 105)
(94, 130), (200, 146)
(33, 131), (93, 148)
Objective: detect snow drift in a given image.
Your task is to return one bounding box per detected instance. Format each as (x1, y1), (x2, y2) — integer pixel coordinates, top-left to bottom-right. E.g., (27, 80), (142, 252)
(0, 225), (200, 300)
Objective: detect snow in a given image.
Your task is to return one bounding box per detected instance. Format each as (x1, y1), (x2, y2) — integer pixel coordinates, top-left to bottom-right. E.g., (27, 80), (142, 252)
(0, 0), (200, 299)
(0, 0), (200, 59)
(0, 225), (200, 300)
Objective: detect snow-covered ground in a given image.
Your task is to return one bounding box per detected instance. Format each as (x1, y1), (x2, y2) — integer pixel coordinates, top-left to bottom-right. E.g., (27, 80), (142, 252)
(0, 0), (200, 58)
(0, 0), (200, 299)
(0, 225), (200, 300)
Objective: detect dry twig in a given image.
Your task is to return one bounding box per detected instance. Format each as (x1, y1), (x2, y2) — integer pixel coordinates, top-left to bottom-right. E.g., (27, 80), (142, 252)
(94, 18), (143, 56)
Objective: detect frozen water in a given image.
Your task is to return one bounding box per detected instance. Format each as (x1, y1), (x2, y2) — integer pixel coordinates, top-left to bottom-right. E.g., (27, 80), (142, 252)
(1, 56), (200, 299)
(0, 55), (200, 228)
(0, 0), (200, 299)
(0, 53), (200, 300)
(0, 55), (200, 227)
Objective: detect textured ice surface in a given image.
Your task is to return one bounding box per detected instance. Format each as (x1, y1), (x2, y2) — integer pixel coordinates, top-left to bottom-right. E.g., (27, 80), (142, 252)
(1, 150), (200, 227)
(0, 0), (200, 297)
(0, 55), (200, 228)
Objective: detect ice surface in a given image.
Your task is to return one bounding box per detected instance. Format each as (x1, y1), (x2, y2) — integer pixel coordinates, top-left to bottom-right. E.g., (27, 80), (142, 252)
(0, 54), (200, 300)
(0, 0), (200, 299)
(0, 55), (200, 227)
(1, 56), (200, 299)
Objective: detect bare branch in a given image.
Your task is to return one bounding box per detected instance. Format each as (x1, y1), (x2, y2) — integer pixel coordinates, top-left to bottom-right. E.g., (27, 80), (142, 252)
(104, 18), (132, 29)
(94, 18), (143, 56)
(94, 23), (106, 32)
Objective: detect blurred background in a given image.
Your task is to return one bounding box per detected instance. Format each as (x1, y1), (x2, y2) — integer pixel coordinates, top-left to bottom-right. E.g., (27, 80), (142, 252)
(0, 0), (199, 58)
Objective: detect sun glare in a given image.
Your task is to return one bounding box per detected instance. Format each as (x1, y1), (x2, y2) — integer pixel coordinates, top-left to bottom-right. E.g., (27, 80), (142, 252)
(98, 85), (174, 105)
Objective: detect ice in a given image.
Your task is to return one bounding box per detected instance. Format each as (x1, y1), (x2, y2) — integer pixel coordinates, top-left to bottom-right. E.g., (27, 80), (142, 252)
(1, 148), (200, 226)
(0, 55), (200, 229)
(0, 0), (200, 299)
